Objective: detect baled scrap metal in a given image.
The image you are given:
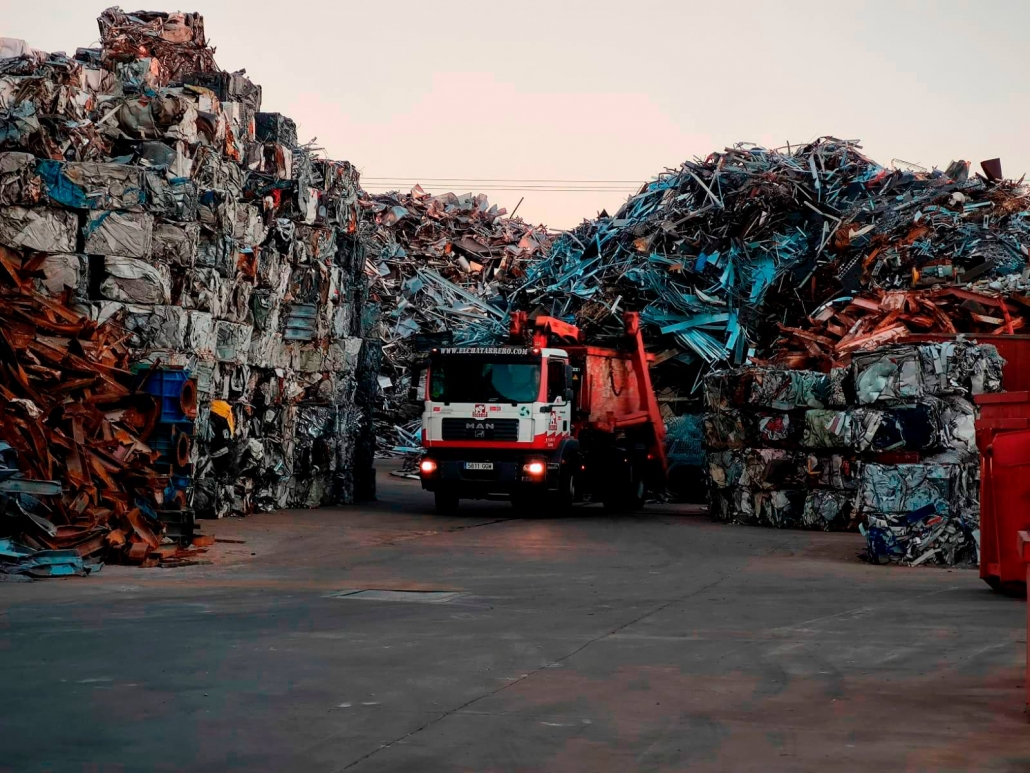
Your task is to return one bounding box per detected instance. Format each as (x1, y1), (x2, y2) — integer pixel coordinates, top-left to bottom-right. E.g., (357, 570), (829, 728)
(701, 341), (996, 552)
(706, 450), (744, 491)
(860, 463), (980, 566)
(702, 369), (755, 412)
(859, 463), (957, 518)
(0, 206), (77, 252)
(84, 211), (154, 258)
(0, 9), (379, 522)
(99, 256), (171, 305)
(753, 489), (807, 529)
(801, 405), (940, 454)
(738, 449), (807, 491)
(801, 410), (854, 450)
(701, 410), (747, 450)
(146, 174), (200, 223)
(802, 490), (856, 531)
(35, 253), (88, 299)
(851, 341), (1004, 404)
(805, 453), (860, 491)
(37, 160), (145, 211)
(0, 50), (110, 162)
(97, 7), (216, 82)
(0, 151), (43, 206)
(754, 413), (803, 448)
(749, 369), (847, 411)
(151, 221), (200, 267)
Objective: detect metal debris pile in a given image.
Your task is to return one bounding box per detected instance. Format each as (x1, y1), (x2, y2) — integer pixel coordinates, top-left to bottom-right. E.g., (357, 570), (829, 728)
(765, 283), (1030, 368)
(0, 249), (209, 574)
(512, 139), (1030, 398)
(703, 340), (1002, 565)
(0, 6), (379, 559)
(361, 186), (550, 446)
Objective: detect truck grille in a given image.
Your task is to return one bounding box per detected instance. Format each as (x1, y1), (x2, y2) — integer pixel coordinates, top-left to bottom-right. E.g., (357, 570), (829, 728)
(441, 418), (519, 442)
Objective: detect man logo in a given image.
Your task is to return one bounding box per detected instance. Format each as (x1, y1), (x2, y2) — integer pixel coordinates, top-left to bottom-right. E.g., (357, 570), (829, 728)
(465, 421), (494, 439)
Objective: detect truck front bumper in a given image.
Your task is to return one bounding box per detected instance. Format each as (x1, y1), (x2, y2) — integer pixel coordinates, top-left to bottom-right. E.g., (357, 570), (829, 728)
(418, 449), (558, 498)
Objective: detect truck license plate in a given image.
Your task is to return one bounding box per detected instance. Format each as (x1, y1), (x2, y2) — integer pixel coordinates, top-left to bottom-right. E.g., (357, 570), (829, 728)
(465, 462), (494, 471)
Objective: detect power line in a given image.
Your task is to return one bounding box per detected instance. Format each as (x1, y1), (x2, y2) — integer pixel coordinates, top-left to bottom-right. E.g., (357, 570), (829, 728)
(361, 187), (637, 193)
(361, 177), (645, 184)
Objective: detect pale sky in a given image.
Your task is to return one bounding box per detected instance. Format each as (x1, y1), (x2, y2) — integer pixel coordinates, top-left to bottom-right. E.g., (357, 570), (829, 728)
(4, 0), (1029, 229)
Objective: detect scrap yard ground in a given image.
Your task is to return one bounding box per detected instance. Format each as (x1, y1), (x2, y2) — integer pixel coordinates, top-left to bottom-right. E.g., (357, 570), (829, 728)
(1, 463), (1026, 773)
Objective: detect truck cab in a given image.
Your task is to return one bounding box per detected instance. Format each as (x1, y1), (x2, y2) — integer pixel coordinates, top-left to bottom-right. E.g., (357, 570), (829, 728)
(417, 312), (669, 515)
(418, 344), (578, 513)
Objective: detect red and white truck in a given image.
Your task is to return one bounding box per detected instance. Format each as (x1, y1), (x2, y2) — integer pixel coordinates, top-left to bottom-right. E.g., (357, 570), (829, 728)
(417, 312), (668, 513)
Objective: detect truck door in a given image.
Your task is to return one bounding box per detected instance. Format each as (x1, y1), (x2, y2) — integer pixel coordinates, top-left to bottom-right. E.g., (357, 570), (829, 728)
(546, 357), (572, 448)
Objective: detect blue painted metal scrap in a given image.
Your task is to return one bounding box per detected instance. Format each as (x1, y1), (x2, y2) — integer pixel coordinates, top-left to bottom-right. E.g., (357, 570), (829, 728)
(512, 138), (1030, 379)
(0, 539), (102, 579)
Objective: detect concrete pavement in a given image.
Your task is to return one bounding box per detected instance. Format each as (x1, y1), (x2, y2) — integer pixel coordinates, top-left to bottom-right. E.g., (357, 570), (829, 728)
(0, 464), (1026, 772)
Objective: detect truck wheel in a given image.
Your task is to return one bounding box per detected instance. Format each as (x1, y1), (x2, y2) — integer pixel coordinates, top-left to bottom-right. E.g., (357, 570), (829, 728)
(434, 490), (459, 515)
(552, 470), (576, 510)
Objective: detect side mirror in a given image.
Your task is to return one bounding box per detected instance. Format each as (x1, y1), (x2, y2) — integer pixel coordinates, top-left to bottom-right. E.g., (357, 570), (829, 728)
(407, 387), (420, 402)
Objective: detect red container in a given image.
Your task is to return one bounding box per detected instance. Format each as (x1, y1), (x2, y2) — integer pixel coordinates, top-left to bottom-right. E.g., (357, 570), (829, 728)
(1019, 531), (1030, 714)
(974, 391), (1030, 451)
(979, 427), (1030, 594)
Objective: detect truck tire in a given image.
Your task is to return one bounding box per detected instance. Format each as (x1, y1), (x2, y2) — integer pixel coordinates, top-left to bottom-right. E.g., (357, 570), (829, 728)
(434, 490), (459, 515)
(551, 469), (576, 510)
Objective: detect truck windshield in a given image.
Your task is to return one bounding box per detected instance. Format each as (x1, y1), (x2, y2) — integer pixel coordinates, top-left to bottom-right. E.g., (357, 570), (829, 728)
(430, 358), (541, 403)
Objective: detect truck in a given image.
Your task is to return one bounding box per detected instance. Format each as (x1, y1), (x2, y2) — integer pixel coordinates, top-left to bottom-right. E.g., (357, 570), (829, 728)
(417, 311), (668, 514)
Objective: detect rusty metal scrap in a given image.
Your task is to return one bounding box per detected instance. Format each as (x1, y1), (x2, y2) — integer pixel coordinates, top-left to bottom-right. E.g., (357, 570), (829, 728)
(97, 7), (217, 83)
(764, 284), (1030, 369)
(0, 247), (210, 571)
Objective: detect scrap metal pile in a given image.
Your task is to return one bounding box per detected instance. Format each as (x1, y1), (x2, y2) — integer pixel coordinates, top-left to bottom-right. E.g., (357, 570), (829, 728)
(765, 281), (1030, 369)
(0, 246), (207, 574)
(512, 139), (1030, 398)
(0, 6), (379, 574)
(361, 186), (550, 446)
(703, 340), (1003, 566)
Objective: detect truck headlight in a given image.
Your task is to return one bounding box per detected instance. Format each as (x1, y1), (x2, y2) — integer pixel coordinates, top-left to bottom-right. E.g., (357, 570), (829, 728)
(420, 458), (438, 475)
(523, 460), (546, 477)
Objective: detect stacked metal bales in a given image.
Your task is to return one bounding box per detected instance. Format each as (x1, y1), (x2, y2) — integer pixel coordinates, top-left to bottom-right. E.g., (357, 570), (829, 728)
(0, 9), (377, 520)
(703, 341), (1004, 566)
